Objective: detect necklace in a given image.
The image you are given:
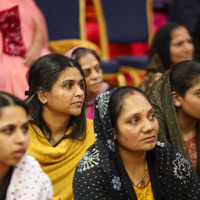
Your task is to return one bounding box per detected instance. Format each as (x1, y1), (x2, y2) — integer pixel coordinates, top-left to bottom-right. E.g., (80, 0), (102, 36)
(132, 164), (148, 188)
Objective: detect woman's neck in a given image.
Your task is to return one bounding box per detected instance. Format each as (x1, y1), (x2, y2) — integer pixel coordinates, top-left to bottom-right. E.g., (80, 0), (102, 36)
(118, 147), (149, 187)
(176, 108), (197, 141)
(0, 164), (10, 186)
(42, 108), (71, 145)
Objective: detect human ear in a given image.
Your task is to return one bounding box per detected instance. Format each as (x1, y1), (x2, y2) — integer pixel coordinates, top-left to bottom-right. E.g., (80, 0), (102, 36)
(37, 89), (47, 104)
(171, 91), (181, 107)
(113, 128), (118, 140)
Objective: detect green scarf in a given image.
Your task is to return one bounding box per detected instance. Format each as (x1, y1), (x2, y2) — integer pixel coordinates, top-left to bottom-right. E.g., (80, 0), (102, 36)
(149, 71), (200, 176)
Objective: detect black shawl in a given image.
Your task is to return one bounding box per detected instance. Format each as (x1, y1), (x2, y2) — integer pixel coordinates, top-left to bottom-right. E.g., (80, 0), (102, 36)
(73, 87), (200, 200)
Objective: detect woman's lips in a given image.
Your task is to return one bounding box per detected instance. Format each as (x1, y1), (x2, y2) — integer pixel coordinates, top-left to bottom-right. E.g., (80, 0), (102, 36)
(141, 136), (156, 143)
(90, 82), (101, 88)
(13, 150), (26, 159)
(72, 101), (83, 106)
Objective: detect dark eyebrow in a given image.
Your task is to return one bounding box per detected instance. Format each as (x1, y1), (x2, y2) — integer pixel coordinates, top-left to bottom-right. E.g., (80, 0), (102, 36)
(23, 121), (30, 126)
(127, 107), (155, 119)
(0, 120), (29, 130)
(62, 78), (84, 84)
(147, 108), (155, 114)
(194, 88), (200, 92)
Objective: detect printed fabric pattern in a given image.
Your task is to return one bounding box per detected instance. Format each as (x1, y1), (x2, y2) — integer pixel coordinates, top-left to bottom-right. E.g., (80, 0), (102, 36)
(73, 87), (200, 200)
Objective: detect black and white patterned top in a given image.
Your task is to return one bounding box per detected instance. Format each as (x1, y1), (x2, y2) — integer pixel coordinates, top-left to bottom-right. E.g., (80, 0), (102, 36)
(73, 87), (200, 200)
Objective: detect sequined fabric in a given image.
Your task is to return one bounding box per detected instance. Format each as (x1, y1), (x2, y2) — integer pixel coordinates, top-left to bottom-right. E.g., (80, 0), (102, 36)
(149, 71), (200, 176)
(0, 5), (26, 56)
(140, 53), (165, 96)
(73, 86), (200, 200)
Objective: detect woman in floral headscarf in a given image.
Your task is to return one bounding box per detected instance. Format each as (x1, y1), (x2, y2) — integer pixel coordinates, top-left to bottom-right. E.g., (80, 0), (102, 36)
(73, 86), (200, 200)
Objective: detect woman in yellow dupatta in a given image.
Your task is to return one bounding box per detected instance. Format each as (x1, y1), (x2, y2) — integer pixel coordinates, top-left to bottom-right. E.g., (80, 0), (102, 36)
(25, 53), (96, 200)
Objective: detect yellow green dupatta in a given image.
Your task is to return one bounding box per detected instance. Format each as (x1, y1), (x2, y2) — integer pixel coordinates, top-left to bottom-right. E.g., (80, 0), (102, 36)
(27, 119), (95, 200)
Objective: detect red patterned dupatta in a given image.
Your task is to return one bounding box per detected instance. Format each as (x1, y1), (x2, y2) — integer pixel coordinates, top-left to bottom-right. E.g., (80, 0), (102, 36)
(0, 5), (26, 56)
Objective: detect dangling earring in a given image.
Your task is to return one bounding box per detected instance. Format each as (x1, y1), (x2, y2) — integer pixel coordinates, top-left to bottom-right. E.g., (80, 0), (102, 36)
(175, 102), (179, 107)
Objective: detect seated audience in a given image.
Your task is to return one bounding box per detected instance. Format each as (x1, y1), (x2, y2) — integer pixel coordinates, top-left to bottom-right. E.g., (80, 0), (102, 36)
(73, 86), (200, 199)
(65, 47), (111, 119)
(149, 60), (200, 175)
(140, 22), (194, 95)
(0, 92), (53, 200)
(26, 53), (96, 200)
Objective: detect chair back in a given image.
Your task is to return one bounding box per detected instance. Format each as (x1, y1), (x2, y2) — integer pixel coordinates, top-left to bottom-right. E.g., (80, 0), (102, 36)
(93, 0), (153, 60)
(34, 0), (102, 57)
(34, 0), (86, 41)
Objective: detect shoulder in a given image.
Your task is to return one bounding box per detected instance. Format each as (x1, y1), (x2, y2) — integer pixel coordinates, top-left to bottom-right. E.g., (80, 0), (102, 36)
(155, 141), (195, 181)
(74, 142), (100, 174)
(149, 71), (170, 97)
(74, 140), (112, 179)
(155, 141), (185, 160)
(17, 154), (51, 182)
(8, 154), (53, 199)
(73, 142), (117, 199)
(155, 142), (200, 198)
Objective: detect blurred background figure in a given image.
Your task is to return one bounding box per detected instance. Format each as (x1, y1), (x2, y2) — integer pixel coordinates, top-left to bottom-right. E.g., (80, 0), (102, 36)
(149, 60), (200, 175)
(0, 92), (54, 200)
(0, 0), (50, 100)
(140, 23), (194, 95)
(65, 47), (112, 119)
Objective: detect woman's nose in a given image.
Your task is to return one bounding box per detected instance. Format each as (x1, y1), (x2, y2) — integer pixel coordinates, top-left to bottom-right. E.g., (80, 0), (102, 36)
(142, 119), (154, 133)
(90, 69), (99, 79)
(75, 85), (84, 97)
(15, 130), (26, 143)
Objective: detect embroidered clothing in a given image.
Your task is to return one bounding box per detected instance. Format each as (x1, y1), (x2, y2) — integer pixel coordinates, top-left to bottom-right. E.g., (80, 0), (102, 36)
(73, 87), (200, 200)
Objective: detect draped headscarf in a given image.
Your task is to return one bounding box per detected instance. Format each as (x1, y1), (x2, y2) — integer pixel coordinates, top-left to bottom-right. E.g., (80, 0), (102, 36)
(140, 23), (182, 95)
(73, 86), (200, 200)
(147, 22), (182, 71)
(149, 71), (200, 176)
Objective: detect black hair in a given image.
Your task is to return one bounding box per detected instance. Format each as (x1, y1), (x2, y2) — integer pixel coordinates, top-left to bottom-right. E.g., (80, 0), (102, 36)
(109, 86), (150, 130)
(0, 92), (29, 118)
(148, 23), (188, 71)
(170, 60), (200, 97)
(25, 53), (86, 141)
(71, 47), (101, 63)
(0, 92), (28, 198)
